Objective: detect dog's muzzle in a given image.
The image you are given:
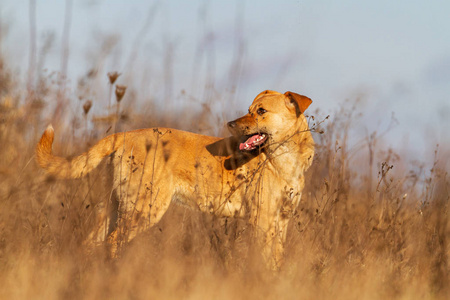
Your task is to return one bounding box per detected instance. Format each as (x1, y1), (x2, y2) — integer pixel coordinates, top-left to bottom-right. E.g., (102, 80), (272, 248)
(227, 121), (268, 151)
(227, 121), (237, 129)
(238, 133), (268, 151)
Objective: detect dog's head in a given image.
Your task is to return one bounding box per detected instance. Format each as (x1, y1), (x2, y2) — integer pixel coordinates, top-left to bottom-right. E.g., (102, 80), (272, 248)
(227, 90), (312, 153)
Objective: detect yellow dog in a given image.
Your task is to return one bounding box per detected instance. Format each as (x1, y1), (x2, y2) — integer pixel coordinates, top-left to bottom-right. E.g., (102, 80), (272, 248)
(36, 90), (314, 269)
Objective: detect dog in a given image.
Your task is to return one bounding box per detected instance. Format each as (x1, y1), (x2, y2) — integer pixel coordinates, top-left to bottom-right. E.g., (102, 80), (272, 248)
(35, 90), (314, 269)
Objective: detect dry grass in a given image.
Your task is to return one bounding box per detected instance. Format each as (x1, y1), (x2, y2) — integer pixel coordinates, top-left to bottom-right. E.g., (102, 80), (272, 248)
(0, 54), (449, 299)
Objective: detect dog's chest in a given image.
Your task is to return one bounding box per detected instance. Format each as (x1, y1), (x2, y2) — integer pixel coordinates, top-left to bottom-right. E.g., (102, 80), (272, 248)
(271, 145), (306, 180)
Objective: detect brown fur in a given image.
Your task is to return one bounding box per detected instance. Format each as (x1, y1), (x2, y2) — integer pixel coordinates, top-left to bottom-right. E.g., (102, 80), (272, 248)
(35, 90), (314, 269)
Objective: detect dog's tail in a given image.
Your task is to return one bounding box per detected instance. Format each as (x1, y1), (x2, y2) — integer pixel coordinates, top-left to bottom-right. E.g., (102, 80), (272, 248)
(35, 125), (121, 179)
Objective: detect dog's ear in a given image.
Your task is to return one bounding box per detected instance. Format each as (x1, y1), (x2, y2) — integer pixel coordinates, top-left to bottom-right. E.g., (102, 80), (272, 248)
(284, 91), (312, 117)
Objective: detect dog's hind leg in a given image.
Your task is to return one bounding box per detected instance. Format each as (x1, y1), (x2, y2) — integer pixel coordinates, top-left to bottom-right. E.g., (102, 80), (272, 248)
(107, 187), (174, 258)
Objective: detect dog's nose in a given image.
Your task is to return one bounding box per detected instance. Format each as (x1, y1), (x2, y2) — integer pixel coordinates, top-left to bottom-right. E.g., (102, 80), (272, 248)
(227, 121), (236, 129)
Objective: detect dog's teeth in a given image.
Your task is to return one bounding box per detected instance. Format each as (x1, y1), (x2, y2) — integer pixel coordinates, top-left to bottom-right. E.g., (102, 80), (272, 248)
(256, 135), (265, 142)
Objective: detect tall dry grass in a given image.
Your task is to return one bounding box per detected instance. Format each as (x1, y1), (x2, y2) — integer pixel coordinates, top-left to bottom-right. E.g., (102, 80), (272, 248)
(0, 35), (449, 300)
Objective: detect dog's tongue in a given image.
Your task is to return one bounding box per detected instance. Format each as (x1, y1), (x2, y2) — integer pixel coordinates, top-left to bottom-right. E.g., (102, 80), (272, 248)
(239, 134), (266, 151)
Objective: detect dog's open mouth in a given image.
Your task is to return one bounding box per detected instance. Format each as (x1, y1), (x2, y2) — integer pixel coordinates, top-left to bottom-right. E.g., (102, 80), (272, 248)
(239, 133), (268, 151)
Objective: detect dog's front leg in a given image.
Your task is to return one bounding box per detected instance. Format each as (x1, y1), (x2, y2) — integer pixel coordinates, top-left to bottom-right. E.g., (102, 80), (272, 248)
(259, 214), (290, 270)
(250, 196), (290, 270)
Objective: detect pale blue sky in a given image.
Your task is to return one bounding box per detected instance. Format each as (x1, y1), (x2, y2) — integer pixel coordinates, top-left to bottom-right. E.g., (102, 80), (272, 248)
(1, 0), (450, 161)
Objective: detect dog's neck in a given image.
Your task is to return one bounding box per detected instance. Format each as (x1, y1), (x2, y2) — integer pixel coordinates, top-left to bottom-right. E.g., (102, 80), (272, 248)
(264, 131), (314, 185)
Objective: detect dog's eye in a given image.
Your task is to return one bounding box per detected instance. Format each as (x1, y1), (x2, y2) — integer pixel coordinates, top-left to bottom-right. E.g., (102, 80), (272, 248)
(257, 108), (267, 116)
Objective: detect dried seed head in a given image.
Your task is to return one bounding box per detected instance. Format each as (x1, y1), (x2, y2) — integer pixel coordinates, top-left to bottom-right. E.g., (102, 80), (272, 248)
(107, 72), (121, 84)
(83, 100), (92, 115)
(115, 85), (127, 102)
(145, 140), (152, 152)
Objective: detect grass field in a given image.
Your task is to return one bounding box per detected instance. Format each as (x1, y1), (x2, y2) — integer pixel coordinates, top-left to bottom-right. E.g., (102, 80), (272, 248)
(0, 53), (449, 300)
